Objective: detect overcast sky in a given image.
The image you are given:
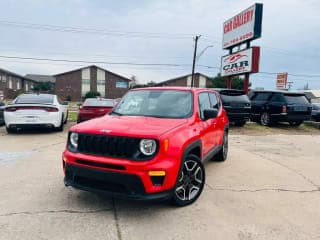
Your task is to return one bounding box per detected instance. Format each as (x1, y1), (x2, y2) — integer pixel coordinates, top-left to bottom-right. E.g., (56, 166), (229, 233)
(0, 0), (319, 89)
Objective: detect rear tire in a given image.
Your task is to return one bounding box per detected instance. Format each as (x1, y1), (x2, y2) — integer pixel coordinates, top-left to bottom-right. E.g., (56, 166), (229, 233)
(289, 121), (303, 126)
(260, 112), (272, 126)
(214, 131), (228, 162)
(6, 126), (15, 134)
(172, 154), (205, 207)
(55, 115), (64, 132)
(64, 111), (68, 124)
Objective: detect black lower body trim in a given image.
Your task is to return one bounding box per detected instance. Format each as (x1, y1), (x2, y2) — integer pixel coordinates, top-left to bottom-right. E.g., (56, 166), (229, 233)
(64, 163), (172, 201)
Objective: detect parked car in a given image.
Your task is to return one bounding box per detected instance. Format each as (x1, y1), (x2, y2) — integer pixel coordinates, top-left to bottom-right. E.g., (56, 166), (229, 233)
(4, 94), (68, 133)
(63, 87), (229, 206)
(0, 102), (5, 126)
(249, 90), (312, 126)
(77, 98), (115, 123)
(311, 103), (320, 122)
(215, 89), (251, 126)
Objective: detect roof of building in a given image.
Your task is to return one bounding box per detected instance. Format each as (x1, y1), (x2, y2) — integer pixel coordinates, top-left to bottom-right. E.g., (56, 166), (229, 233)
(0, 67), (36, 82)
(154, 73), (211, 86)
(53, 65), (131, 82)
(25, 74), (56, 83)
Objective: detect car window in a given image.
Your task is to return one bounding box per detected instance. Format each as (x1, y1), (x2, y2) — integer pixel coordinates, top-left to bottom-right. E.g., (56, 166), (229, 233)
(15, 94), (54, 104)
(284, 95), (309, 104)
(251, 92), (271, 101)
(208, 93), (220, 109)
(270, 93), (285, 102)
(198, 92), (211, 119)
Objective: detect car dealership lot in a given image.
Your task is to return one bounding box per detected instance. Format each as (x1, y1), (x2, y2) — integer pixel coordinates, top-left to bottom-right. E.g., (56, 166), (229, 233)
(0, 124), (320, 240)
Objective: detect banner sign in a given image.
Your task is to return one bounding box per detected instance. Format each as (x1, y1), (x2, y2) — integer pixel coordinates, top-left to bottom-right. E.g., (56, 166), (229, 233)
(222, 3), (263, 49)
(276, 73), (288, 89)
(221, 47), (260, 77)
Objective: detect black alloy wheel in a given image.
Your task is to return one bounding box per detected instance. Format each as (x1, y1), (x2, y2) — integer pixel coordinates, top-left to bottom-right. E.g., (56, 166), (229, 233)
(215, 131), (228, 162)
(172, 154), (205, 206)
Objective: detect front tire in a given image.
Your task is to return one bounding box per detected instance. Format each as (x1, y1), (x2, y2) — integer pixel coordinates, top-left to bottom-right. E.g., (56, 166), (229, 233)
(172, 154), (205, 207)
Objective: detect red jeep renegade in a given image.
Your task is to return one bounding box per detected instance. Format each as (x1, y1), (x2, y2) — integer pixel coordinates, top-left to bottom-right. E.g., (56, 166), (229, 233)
(63, 87), (229, 206)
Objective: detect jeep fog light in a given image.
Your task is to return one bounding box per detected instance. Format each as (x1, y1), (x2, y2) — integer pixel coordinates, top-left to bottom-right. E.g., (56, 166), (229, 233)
(70, 132), (79, 148)
(140, 139), (157, 156)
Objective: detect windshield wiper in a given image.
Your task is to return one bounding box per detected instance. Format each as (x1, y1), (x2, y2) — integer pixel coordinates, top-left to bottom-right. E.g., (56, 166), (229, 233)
(110, 111), (123, 116)
(143, 114), (168, 118)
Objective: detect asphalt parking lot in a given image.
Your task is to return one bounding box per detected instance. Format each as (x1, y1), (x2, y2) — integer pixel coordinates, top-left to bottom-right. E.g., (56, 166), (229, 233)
(0, 124), (320, 240)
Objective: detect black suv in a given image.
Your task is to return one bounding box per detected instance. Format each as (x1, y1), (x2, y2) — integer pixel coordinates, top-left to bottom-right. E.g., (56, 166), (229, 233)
(215, 89), (251, 126)
(249, 90), (312, 126)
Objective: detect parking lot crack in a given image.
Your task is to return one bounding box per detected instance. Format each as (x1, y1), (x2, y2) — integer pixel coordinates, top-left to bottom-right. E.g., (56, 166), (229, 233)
(112, 198), (122, 240)
(206, 186), (319, 193)
(250, 152), (320, 190)
(0, 208), (113, 217)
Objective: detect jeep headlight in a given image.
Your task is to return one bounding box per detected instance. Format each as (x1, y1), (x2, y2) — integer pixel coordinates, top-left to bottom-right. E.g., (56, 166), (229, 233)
(140, 139), (157, 156)
(70, 132), (79, 149)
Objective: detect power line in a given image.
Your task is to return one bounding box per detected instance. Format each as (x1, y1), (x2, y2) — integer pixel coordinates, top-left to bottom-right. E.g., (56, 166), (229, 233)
(0, 20), (196, 40)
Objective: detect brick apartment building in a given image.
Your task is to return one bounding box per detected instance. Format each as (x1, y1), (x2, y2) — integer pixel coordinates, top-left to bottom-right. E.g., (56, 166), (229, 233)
(0, 68), (36, 100)
(154, 73), (212, 88)
(54, 65), (131, 101)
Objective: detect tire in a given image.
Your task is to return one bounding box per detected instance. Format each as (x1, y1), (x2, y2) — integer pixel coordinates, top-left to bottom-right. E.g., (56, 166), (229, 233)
(55, 115), (64, 132)
(289, 121), (303, 126)
(172, 154), (205, 207)
(64, 111), (68, 124)
(214, 131), (228, 162)
(234, 120), (246, 127)
(260, 112), (272, 126)
(6, 126), (16, 134)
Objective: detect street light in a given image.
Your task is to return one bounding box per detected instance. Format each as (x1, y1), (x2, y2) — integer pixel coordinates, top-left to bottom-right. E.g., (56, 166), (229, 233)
(191, 41), (213, 87)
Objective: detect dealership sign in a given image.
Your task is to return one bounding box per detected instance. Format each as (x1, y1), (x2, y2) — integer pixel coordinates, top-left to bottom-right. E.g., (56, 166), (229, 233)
(276, 73), (288, 89)
(222, 3), (263, 49)
(221, 47), (260, 77)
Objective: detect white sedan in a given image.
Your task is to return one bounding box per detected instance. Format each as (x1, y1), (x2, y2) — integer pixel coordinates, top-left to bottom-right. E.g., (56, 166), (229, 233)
(4, 94), (68, 133)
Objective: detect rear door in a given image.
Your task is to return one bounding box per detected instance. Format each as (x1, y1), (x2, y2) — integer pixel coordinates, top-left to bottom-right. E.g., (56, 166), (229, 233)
(268, 93), (286, 115)
(250, 92), (272, 115)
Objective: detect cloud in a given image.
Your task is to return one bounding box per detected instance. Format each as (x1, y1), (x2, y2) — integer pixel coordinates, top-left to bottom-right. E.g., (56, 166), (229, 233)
(0, 0), (319, 89)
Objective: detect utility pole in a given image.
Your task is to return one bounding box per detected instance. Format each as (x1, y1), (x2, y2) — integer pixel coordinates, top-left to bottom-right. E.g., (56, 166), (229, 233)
(287, 81), (293, 90)
(191, 35), (201, 87)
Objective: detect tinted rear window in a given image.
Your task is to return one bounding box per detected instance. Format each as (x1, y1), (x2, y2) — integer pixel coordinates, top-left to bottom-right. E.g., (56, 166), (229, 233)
(15, 95), (54, 104)
(83, 99), (114, 107)
(251, 92), (271, 101)
(284, 95), (309, 104)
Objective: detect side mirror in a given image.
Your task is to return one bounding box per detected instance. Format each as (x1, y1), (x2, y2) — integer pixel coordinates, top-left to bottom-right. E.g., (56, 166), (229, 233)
(203, 109), (218, 120)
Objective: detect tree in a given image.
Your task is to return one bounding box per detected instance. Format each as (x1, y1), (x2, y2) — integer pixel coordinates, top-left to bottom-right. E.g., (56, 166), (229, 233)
(208, 73), (251, 90)
(130, 75), (138, 88)
(32, 82), (54, 92)
(84, 91), (101, 99)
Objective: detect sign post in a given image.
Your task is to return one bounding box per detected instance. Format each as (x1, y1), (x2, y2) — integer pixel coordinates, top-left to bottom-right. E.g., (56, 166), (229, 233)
(220, 3), (263, 93)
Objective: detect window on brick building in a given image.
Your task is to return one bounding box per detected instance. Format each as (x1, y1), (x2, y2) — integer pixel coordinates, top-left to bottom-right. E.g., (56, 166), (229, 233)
(81, 68), (91, 97)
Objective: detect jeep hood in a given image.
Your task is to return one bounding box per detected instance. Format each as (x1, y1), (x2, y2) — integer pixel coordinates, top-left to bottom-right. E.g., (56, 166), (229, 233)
(71, 115), (188, 138)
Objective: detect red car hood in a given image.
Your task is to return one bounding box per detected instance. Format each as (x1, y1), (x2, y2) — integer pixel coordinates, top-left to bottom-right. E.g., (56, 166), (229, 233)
(71, 115), (188, 138)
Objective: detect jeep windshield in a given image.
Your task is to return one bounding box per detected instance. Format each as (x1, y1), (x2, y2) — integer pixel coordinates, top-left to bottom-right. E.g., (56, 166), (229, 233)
(111, 90), (193, 118)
